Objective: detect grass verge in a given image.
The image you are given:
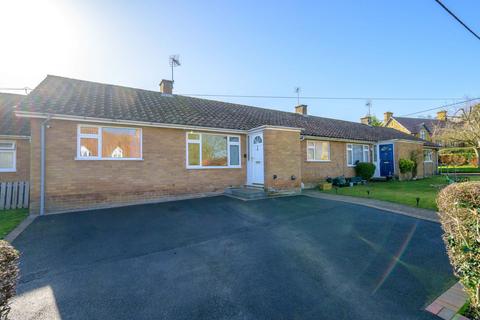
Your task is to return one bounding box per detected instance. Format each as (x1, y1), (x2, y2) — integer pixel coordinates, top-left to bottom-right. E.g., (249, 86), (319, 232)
(0, 209), (29, 239)
(320, 176), (480, 211)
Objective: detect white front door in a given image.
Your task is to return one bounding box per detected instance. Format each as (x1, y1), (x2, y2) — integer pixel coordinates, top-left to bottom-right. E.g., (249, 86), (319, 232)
(248, 132), (264, 185)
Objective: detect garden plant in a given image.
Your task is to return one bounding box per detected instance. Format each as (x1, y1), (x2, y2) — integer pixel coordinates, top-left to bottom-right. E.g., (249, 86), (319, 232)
(437, 182), (480, 319)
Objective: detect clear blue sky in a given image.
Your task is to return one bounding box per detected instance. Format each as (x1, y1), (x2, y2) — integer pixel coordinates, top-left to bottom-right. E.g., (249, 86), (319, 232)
(1, 0), (479, 121)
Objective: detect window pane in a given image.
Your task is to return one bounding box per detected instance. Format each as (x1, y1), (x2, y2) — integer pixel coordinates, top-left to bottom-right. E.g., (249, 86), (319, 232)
(80, 138), (98, 157)
(229, 144), (240, 166)
(80, 127), (99, 135)
(307, 148), (315, 161)
(0, 142), (14, 149)
(229, 137), (239, 143)
(188, 133), (200, 140)
(347, 149), (353, 165)
(202, 134), (227, 166)
(352, 145), (363, 164)
(0, 151), (14, 169)
(188, 143), (200, 166)
(321, 142), (329, 160)
(102, 127), (141, 158)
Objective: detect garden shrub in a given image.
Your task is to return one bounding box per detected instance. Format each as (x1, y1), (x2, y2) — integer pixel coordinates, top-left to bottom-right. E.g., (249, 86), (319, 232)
(0, 240), (19, 320)
(398, 158), (415, 174)
(355, 162), (376, 180)
(437, 182), (480, 319)
(410, 151), (419, 178)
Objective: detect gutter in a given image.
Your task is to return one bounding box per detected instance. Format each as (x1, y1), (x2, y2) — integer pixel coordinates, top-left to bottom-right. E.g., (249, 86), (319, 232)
(40, 116), (51, 215)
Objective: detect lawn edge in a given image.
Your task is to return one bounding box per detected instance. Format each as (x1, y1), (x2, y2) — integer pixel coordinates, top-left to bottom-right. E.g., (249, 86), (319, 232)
(303, 190), (439, 223)
(4, 214), (37, 243)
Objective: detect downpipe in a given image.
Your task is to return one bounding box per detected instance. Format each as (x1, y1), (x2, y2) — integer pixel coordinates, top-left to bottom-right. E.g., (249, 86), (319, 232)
(40, 116), (51, 215)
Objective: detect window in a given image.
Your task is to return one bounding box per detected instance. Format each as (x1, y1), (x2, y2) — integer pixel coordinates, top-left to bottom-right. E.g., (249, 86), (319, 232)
(347, 144), (370, 166)
(420, 130), (426, 140)
(424, 149), (433, 162)
(0, 141), (15, 172)
(77, 125), (142, 160)
(306, 141), (330, 161)
(186, 132), (241, 168)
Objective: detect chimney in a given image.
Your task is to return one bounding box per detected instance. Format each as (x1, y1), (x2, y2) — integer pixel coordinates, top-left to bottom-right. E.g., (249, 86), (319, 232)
(159, 79), (173, 95)
(384, 111), (393, 123)
(360, 116), (371, 125)
(295, 104), (308, 115)
(436, 110), (447, 121)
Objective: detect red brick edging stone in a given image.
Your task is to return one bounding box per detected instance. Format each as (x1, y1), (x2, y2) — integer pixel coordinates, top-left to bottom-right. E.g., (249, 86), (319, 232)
(425, 282), (469, 320)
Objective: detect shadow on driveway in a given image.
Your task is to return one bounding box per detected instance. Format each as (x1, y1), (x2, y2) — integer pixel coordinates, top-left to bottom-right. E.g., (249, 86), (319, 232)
(10, 195), (454, 319)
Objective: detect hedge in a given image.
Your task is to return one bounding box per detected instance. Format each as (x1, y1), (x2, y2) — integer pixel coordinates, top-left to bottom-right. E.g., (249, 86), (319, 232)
(0, 240), (19, 320)
(437, 182), (480, 319)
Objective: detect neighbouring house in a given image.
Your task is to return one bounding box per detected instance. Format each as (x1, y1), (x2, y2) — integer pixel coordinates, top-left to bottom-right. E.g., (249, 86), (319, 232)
(0, 93), (30, 182)
(16, 75), (438, 214)
(382, 110), (447, 143)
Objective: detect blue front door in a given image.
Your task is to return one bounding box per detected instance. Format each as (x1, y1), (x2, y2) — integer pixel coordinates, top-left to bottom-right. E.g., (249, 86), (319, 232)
(379, 144), (394, 177)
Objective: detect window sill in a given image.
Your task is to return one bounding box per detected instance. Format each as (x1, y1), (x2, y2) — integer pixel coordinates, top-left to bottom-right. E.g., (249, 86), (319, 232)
(186, 166), (242, 170)
(306, 160), (331, 163)
(424, 161), (433, 163)
(75, 157), (144, 161)
(0, 169), (16, 172)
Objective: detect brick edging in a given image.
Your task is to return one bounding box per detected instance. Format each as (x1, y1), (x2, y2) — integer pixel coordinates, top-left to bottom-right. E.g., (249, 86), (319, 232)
(425, 282), (469, 320)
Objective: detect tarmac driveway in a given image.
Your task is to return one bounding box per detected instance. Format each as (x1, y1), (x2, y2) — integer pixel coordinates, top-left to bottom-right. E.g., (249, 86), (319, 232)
(10, 195), (454, 319)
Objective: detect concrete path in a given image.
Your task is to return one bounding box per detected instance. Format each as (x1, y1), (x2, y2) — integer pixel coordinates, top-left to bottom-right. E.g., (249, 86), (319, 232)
(303, 190), (439, 223)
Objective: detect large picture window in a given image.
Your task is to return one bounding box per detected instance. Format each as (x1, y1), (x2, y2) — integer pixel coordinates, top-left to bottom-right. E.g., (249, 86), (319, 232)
(347, 144), (370, 166)
(0, 141), (15, 172)
(306, 141), (330, 161)
(77, 125), (142, 160)
(186, 132), (241, 169)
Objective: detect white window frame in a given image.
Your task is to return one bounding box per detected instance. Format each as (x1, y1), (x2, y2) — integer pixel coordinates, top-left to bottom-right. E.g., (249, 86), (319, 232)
(186, 132), (241, 169)
(347, 143), (370, 167)
(306, 140), (330, 162)
(424, 149), (433, 163)
(0, 140), (16, 172)
(76, 124), (143, 160)
(420, 130), (426, 140)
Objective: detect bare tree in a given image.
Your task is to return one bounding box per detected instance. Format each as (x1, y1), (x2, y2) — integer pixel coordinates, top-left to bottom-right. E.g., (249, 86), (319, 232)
(434, 104), (480, 168)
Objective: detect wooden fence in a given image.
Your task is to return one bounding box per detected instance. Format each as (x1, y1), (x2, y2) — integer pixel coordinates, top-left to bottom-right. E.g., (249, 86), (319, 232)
(0, 181), (30, 210)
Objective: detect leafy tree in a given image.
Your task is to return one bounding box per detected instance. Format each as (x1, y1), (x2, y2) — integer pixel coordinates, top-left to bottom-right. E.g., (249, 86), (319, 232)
(369, 115), (383, 127)
(435, 104), (480, 168)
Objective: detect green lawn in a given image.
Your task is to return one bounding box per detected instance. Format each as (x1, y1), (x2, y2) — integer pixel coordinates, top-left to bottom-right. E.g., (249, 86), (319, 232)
(320, 176), (480, 211)
(439, 165), (480, 173)
(0, 209), (29, 239)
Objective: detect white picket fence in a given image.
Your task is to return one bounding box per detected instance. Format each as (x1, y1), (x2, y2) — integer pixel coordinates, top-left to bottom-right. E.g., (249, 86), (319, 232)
(0, 181), (30, 210)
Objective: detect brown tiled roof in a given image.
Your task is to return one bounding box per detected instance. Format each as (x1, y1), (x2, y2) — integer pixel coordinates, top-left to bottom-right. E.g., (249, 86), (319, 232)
(0, 93), (30, 136)
(18, 75), (436, 146)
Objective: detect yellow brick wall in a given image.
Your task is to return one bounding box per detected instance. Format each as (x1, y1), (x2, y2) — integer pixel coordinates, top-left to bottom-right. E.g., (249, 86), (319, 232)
(263, 129), (301, 191)
(301, 140), (358, 187)
(30, 119), (246, 214)
(0, 138), (30, 182)
(394, 141), (426, 179)
(385, 119), (411, 134)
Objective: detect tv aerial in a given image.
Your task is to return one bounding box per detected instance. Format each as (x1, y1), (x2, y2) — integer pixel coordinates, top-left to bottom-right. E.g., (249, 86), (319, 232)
(169, 54), (181, 83)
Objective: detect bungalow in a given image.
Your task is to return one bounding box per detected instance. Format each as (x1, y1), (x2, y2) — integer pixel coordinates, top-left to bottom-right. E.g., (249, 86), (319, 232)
(0, 93), (30, 182)
(15, 75), (438, 215)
